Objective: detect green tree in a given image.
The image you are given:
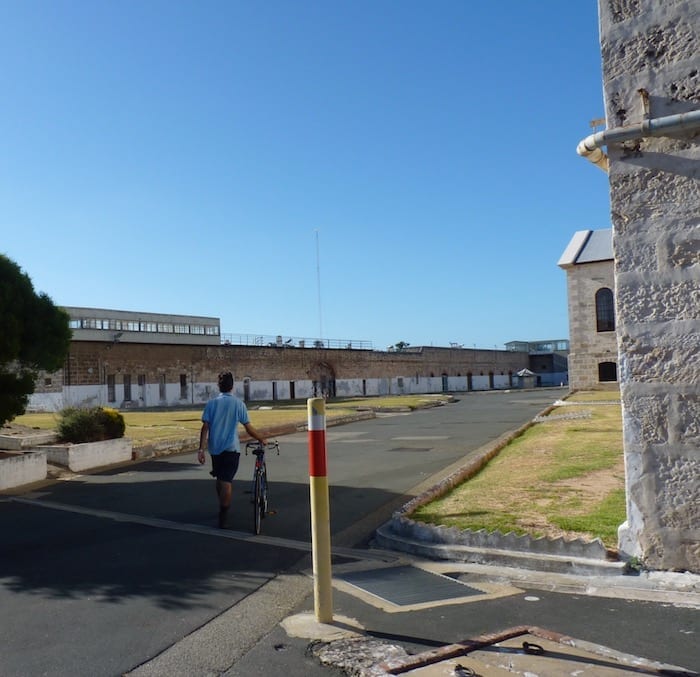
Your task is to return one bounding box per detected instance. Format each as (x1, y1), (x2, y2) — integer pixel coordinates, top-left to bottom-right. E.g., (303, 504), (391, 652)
(0, 255), (71, 426)
(392, 341), (410, 352)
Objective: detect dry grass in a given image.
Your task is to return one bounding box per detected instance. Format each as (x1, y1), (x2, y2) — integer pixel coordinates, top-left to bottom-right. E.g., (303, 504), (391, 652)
(412, 391), (625, 547)
(12, 394), (452, 445)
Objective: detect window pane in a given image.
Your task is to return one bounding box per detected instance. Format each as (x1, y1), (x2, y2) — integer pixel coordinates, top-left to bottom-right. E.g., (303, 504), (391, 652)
(596, 288), (615, 332)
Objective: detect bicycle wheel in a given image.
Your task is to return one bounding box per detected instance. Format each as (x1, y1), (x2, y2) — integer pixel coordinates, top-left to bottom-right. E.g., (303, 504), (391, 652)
(260, 467), (268, 520)
(253, 470), (263, 535)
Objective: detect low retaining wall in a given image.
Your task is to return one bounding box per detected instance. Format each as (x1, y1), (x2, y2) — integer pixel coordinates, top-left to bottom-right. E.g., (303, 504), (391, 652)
(0, 452), (47, 490)
(40, 438), (133, 472)
(0, 431), (58, 451)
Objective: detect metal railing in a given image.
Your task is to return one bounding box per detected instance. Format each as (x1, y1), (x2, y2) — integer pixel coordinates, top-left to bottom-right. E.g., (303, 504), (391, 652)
(220, 333), (373, 350)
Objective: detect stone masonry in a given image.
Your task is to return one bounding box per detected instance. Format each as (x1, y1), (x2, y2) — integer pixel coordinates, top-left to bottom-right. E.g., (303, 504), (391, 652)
(598, 0), (699, 572)
(31, 341), (530, 411)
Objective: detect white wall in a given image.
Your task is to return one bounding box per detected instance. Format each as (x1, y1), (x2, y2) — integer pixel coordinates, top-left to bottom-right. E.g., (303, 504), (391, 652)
(28, 371), (535, 413)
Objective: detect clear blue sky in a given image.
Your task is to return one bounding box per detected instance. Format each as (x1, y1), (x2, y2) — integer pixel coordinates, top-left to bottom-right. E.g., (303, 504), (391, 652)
(1, 1), (610, 350)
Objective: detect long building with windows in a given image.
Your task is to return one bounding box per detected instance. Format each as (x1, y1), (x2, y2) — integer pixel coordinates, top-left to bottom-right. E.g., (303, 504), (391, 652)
(558, 229), (617, 390)
(64, 306), (222, 345)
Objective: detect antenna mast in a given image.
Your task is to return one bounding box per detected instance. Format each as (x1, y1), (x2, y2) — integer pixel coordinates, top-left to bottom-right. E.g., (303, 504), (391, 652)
(315, 229), (323, 340)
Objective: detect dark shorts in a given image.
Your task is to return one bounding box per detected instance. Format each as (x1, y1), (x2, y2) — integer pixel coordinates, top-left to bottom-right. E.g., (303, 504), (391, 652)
(211, 451), (241, 482)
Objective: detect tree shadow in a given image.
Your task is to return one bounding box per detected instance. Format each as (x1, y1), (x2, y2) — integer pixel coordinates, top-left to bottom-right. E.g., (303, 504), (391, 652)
(1, 467), (399, 610)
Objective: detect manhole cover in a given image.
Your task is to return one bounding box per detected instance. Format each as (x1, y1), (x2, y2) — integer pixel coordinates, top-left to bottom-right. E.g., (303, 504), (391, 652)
(337, 566), (482, 606)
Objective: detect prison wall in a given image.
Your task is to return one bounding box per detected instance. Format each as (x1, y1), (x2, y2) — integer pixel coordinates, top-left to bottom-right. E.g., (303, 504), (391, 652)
(29, 342), (530, 411)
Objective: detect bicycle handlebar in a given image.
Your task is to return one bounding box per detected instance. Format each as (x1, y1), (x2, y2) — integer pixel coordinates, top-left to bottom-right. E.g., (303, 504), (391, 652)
(245, 440), (280, 455)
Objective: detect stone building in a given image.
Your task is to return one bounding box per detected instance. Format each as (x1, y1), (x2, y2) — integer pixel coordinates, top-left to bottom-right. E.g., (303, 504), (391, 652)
(578, 1), (699, 572)
(30, 306), (531, 412)
(558, 229), (617, 390)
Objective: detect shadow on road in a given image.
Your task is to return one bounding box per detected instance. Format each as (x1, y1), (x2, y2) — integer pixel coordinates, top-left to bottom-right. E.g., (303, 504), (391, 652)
(1, 466), (398, 611)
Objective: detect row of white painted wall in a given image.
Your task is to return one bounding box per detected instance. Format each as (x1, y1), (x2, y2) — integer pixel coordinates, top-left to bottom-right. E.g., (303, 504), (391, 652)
(28, 372), (566, 412)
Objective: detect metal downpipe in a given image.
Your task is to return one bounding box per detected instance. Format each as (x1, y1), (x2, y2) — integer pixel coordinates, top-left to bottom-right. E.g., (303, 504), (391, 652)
(576, 109), (700, 172)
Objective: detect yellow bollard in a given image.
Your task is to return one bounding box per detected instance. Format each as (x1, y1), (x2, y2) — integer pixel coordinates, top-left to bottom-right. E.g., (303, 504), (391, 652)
(307, 397), (333, 623)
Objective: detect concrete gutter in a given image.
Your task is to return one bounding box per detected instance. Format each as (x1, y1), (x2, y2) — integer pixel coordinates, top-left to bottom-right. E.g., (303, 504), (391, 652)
(576, 108), (700, 171)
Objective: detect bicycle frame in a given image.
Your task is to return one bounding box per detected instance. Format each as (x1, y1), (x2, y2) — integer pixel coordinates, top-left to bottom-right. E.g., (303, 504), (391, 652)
(246, 441), (279, 534)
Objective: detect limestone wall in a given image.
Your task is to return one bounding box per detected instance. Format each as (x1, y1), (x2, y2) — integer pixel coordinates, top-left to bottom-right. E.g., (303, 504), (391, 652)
(29, 341), (532, 410)
(599, 0), (699, 572)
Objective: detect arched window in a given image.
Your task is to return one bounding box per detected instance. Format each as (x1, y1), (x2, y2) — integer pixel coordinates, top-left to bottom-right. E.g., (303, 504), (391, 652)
(596, 288), (615, 332)
(598, 361), (617, 382)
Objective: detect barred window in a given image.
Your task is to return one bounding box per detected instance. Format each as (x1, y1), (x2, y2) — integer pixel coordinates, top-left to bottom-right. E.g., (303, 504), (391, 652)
(107, 375), (116, 402)
(596, 288), (615, 332)
(598, 361), (617, 382)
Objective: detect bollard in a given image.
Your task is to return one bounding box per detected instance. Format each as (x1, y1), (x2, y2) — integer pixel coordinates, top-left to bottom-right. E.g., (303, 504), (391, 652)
(307, 397), (333, 623)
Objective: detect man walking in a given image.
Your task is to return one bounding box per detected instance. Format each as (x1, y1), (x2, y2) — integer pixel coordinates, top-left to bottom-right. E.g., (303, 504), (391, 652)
(198, 372), (266, 528)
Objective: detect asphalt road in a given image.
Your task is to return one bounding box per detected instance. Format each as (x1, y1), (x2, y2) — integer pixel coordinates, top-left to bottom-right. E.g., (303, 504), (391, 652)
(0, 389), (560, 676)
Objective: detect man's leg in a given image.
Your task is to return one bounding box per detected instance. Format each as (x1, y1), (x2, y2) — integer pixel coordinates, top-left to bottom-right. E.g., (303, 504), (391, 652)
(216, 480), (232, 528)
(211, 451), (240, 529)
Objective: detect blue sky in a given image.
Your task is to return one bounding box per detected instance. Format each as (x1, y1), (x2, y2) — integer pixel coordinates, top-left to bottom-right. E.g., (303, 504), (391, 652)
(1, 1), (610, 350)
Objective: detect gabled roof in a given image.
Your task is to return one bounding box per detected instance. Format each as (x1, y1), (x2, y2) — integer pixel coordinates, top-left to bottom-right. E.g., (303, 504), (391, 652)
(558, 229), (613, 268)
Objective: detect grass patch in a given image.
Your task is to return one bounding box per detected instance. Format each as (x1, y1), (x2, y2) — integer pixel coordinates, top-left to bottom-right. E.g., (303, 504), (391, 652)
(567, 390), (620, 402)
(550, 489), (626, 544)
(328, 394), (451, 410)
(412, 389), (625, 548)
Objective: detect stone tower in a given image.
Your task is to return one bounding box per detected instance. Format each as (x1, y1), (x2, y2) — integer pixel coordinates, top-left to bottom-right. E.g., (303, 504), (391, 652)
(596, 1), (699, 572)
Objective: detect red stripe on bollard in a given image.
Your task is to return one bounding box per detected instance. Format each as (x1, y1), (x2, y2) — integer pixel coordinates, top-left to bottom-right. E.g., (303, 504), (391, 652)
(308, 429), (327, 477)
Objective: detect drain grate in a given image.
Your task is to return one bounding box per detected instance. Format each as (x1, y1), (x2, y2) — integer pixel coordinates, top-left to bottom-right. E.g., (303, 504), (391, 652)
(336, 566), (482, 606)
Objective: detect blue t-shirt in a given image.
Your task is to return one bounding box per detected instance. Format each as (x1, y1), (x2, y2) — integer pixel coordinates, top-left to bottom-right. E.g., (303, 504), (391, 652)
(201, 393), (250, 454)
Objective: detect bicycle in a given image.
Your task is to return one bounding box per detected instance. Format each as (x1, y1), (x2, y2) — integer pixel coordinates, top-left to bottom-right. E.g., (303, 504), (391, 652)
(245, 440), (280, 535)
